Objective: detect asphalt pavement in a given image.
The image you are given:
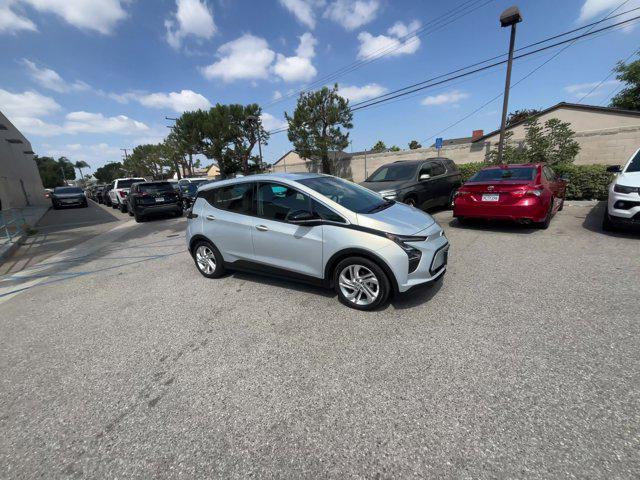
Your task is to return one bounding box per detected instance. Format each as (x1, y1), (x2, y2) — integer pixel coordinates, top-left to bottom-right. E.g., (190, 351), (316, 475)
(0, 201), (638, 479)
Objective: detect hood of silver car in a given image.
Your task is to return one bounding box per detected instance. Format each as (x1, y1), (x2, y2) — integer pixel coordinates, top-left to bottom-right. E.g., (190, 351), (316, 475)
(359, 180), (406, 193)
(356, 202), (435, 235)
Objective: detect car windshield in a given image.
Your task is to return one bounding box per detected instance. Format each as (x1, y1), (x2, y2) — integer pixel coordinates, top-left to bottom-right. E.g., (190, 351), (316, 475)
(469, 167), (537, 182)
(54, 187), (83, 194)
(298, 176), (390, 214)
(139, 183), (174, 194)
(117, 179), (144, 188)
(366, 163), (417, 182)
(625, 150), (640, 172)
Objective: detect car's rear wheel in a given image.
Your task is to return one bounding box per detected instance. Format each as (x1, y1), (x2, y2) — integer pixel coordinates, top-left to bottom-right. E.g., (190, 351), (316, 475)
(192, 241), (225, 278)
(558, 197), (565, 211)
(119, 203), (127, 213)
(334, 257), (390, 311)
(134, 211), (144, 223)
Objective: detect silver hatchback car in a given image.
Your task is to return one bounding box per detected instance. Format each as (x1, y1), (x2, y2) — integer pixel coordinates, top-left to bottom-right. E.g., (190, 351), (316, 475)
(186, 173), (449, 310)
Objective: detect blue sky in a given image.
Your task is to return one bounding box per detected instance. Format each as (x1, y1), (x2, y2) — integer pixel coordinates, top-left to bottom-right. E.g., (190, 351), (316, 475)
(1, 0), (639, 171)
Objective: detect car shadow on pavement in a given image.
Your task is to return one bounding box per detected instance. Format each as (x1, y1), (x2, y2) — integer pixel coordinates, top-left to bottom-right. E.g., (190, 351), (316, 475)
(446, 217), (538, 234)
(37, 202), (121, 232)
(582, 201), (640, 238)
(389, 277), (443, 310)
(228, 271), (336, 299)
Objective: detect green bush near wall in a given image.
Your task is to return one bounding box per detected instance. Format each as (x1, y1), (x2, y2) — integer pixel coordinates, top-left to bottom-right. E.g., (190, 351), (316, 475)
(456, 163), (614, 201)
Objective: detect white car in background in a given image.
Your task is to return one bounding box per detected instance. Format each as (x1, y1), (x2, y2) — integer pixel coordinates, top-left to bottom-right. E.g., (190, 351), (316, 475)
(108, 177), (146, 213)
(603, 148), (640, 231)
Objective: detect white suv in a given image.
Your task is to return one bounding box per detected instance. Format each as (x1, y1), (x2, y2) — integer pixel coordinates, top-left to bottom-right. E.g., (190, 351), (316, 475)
(108, 177), (145, 213)
(603, 149), (640, 231)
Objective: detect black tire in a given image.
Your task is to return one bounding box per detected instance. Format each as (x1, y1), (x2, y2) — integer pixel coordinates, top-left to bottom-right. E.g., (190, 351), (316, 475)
(192, 240), (226, 278)
(134, 211), (144, 223)
(111, 202), (118, 209)
(403, 196), (417, 208)
(119, 202), (127, 213)
(558, 197), (565, 212)
(175, 208), (183, 217)
(536, 199), (553, 229)
(52, 204), (59, 210)
(602, 210), (616, 232)
(333, 256), (391, 311)
(82, 202), (88, 208)
(128, 208), (134, 217)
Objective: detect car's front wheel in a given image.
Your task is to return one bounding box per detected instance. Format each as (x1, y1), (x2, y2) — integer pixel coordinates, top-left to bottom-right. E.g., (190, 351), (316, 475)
(192, 241), (226, 278)
(334, 257), (390, 311)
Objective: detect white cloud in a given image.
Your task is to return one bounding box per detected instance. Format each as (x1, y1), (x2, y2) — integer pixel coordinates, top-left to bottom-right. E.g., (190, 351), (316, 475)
(272, 90), (283, 100)
(63, 111), (149, 134)
(21, 59), (89, 93)
(43, 142), (122, 168)
(261, 112), (288, 131)
(338, 83), (387, 102)
(357, 20), (421, 60)
(421, 90), (469, 106)
(0, 89), (61, 118)
(324, 0), (379, 30)
(278, 0), (322, 29)
(165, 0), (216, 49)
(564, 80), (621, 98)
(20, 0), (127, 34)
(273, 32), (317, 82)
(201, 34), (275, 82)
(0, 1), (37, 33)
(577, 0), (640, 31)
(131, 90), (212, 113)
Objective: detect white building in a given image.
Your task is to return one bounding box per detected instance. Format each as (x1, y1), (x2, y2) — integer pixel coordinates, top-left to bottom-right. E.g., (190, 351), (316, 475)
(0, 111), (47, 210)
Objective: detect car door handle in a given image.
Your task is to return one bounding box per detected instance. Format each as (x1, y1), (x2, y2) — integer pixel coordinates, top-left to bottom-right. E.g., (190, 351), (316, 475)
(255, 225), (269, 231)
(205, 215), (215, 221)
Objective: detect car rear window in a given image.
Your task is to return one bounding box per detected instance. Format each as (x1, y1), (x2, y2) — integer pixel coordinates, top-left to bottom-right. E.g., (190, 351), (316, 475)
(139, 183), (174, 194)
(469, 167), (537, 182)
(117, 179), (144, 188)
(625, 150), (640, 173)
(54, 187), (83, 194)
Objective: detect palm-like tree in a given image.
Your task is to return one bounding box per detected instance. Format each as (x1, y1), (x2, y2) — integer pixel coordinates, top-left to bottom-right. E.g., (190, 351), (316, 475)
(74, 160), (90, 181)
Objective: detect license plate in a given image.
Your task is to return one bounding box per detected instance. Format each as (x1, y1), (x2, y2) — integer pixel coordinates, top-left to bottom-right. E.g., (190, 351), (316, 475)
(482, 194), (499, 202)
(155, 197), (164, 203)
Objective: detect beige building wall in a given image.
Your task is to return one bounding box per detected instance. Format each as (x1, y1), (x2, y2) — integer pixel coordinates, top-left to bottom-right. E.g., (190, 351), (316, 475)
(272, 106), (640, 182)
(0, 111), (47, 210)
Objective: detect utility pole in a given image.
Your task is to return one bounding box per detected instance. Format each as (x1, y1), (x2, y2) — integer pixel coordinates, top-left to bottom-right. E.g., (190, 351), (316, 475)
(120, 148), (129, 160)
(497, 6), (523, 165)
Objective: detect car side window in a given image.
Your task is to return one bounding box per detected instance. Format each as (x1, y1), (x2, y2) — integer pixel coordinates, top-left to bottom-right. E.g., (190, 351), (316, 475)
(546, 166), (557, 181)
(257, 182), (310, 222)
(312, 199), (346, 223)
(418, 163), (432, 178)
(206, 182), (254, 214)
(430, 161), (446, 176)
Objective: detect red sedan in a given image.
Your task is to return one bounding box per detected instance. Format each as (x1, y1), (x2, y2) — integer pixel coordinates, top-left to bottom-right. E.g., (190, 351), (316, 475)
(453, 163), (567, 229)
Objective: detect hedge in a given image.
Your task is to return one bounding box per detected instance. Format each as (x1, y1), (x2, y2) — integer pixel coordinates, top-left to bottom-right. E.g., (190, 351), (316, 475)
(457, 163), (614, 201)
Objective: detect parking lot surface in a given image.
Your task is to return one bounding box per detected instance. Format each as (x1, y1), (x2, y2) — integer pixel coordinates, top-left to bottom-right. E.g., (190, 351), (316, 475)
(0, 201), (638, 478)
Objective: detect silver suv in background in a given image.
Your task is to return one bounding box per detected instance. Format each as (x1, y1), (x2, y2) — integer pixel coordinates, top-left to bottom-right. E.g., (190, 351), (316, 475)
(186, 173), (449, 310)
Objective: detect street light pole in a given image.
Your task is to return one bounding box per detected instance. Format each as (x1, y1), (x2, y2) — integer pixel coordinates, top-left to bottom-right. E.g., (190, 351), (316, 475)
(497, 6), (523, 165)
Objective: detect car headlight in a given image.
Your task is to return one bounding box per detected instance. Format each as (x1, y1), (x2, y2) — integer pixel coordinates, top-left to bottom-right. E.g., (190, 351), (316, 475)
(385, 233), (427, 273)
(379, 190), (398, 199)
(614, 184), (638, 194)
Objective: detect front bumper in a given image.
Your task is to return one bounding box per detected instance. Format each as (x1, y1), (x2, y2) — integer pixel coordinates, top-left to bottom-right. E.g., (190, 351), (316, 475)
(53, 197), (85, 207)
(607, 187), (640, 221)
(376, 223), (450, 293)
(453, 196), (548, 222)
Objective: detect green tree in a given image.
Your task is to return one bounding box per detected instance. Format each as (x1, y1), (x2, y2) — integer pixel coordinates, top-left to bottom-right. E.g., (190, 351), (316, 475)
(610, 55), (640, 110)
(94, 162), (125, 183)
(58, 157), (76, 182)
(125, 144), (169, 179)
(389, 145), (401, 152)
(507, 109), (540, 127)
(161, 132), (186, 179)
(35, 156), (64, 188)
(173, 110), (206, 176)
(371, 141), (387, 153)
(408, 140), (422, 150)
(489, 117), (580, 165)
(285, 84), (353, 174)
(74, 160), (90, 182)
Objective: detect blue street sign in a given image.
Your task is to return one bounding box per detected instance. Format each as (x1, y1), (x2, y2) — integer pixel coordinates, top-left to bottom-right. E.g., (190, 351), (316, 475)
(435, 137), (443, 149)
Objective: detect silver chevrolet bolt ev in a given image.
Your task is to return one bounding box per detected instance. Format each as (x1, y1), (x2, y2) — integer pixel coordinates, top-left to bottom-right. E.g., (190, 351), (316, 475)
(186, 173), (449, 310)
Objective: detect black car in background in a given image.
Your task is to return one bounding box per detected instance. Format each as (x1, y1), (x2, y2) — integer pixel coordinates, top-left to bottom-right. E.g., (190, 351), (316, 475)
(126, 181), (182, 222)
(93, 185), (106, 203)
(360, 158), (462, 210)
(102, 183), (114, 206)
(178, 178), (211, 210)
(51, 187), (87, 209)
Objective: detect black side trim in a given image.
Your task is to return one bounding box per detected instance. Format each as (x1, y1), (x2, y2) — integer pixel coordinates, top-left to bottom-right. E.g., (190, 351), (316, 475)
(188, 234), (210, 254)
(324, 248), (400, 294)
(224, 260), (325, 288)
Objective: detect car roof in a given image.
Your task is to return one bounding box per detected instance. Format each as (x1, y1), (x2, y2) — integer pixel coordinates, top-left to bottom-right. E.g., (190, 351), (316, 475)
(198, 172), (326, 192)
(481, 163), (542, 169)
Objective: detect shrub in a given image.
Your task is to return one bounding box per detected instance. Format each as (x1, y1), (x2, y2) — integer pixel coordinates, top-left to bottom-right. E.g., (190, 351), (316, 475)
(457, 162), (613, 200)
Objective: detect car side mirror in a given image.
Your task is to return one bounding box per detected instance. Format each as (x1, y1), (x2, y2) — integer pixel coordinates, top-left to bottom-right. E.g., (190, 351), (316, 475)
(606, 165), (622, 173)
(287, 209), (318, 224)
(419, 173), (431, 181)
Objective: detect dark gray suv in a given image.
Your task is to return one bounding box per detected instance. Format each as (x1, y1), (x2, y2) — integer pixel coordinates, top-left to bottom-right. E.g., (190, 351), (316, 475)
(360, 158), (462, 210)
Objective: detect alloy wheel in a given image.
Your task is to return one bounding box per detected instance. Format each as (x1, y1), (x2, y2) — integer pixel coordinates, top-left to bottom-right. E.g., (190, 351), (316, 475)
(195, 245), (216, 275)
(338, 264), (380, 306)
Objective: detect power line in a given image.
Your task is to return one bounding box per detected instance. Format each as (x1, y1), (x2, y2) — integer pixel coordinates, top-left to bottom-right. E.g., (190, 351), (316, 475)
(577, 48), (638, 103)
(263, 0), (494, 108)
(267, 11), (640, 136)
